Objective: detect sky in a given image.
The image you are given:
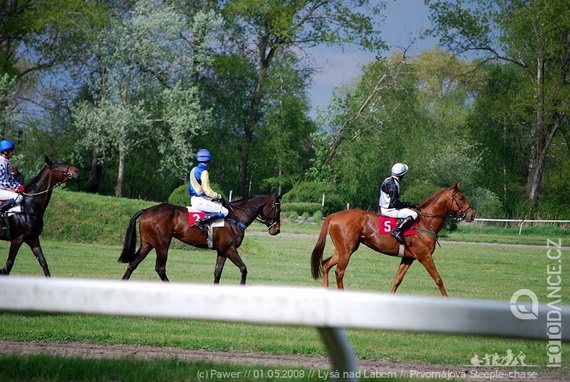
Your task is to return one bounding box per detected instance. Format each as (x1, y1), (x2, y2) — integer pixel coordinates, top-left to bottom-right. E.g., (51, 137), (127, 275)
(308, 0), (438, 116)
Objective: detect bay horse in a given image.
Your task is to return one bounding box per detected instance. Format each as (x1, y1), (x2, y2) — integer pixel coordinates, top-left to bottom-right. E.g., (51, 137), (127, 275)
(119, 194), (281, 283)
(311, 183), (474, 297)
(0, 156), (80, 276)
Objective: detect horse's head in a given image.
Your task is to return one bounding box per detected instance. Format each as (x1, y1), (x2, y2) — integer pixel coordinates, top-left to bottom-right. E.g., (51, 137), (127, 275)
(46, 155), (80, 182)
(448, 182), (475, 222)
(259, 194), (281, 235)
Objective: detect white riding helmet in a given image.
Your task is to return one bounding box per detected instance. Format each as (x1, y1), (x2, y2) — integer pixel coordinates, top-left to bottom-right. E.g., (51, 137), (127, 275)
(391, 163), (408, 177)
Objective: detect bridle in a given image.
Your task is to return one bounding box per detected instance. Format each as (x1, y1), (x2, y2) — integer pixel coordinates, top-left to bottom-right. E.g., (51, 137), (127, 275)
(450, 190), (473, 221)
(417, 190), (473, 221)
(229, 198), (280, 230)
(22, 164), (76, 197)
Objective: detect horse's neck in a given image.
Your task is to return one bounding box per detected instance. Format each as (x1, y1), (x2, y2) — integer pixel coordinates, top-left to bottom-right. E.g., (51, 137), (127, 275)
(26, 168), (55, 212)
(231, 198), (265, 226)
(420, 194), (450, 233)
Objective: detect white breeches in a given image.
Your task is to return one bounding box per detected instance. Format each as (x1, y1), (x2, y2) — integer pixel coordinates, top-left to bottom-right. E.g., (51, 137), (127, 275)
(0, 189), (23, 203)
(191, 196), (228, 216)
(380, 207), (418, 220)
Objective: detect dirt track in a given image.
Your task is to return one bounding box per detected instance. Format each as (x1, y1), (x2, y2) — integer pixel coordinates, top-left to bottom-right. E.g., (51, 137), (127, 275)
(1, 340), (568, 381)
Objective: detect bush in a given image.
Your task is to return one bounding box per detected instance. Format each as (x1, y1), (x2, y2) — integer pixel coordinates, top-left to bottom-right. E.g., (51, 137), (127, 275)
(168, 184), (191, 206)
(283, 182), (344, 215)
(401, 184), (441, 204)
(281, 202), (322, 216)
(168, 182), (225, 207)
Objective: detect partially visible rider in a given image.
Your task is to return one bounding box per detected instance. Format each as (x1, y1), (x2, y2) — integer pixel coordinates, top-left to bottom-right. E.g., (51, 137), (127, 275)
(188, 149), (228, 233)
(379, 163), (418, 244)
(0, 140), (25, 215)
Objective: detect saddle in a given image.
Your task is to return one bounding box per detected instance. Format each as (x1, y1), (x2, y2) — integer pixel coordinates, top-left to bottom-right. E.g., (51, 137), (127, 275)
(378, 215), (418, 236)
(186, 207), (224, 228)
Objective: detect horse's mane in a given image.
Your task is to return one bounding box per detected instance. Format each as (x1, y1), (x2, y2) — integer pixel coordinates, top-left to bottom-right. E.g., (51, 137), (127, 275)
(229, 194), (275, 204)
(418, 188), (448, 209)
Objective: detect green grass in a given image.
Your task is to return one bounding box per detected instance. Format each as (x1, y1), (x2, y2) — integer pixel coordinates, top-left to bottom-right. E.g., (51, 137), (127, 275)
(0, 190), (568, 380)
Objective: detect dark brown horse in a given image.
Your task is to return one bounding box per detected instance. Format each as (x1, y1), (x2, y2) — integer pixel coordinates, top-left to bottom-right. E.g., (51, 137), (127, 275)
(311, 183), (474, 296)
(119, 194), (282, 283)
(0, 156), (80, 276)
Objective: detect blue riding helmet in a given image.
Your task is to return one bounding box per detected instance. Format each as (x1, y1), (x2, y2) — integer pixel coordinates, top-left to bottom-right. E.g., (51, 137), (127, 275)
(0, 140), (16, 152)
(196, 149), (211, 162)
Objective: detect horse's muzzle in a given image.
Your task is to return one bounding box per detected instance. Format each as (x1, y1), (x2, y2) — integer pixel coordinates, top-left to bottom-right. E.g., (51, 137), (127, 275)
(268, 223), (280, 235)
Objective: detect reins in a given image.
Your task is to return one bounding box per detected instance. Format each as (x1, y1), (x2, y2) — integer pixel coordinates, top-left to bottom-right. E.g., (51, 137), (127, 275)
(22, 165), (75, 197)
(227, 198), (280, 229)
(412, 189), (473, 245)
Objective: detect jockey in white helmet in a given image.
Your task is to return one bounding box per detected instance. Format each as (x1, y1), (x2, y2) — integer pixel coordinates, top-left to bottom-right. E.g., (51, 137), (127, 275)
(379, 163), (418, 244)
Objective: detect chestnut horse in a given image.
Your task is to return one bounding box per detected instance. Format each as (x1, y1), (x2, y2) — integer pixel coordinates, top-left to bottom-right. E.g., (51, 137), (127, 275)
(311, 183), (474, 296)
(0, 156), (80, 276)
(119, 194), (281, 283)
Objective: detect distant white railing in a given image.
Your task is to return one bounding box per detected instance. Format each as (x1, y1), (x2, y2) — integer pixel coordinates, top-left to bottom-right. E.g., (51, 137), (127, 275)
(474, 218), (570, 234)
(0, 277), (568, 382)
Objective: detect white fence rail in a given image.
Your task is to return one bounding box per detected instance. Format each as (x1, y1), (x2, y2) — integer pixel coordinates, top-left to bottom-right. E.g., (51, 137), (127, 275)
(0, 277), (569, 381)
(474, 218), (570, 234)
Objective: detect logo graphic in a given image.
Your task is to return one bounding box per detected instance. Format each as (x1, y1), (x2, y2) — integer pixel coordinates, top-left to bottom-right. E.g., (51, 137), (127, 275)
(510, 289), (539, 320)
(468, 350), (536, 367)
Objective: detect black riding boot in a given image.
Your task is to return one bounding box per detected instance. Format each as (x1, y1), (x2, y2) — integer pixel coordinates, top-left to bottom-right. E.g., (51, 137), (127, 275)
(194, 215), (214, 234)
(0, 198), (16, 214)
(391, 216), (415, 244)
(194, 213), (225, 234)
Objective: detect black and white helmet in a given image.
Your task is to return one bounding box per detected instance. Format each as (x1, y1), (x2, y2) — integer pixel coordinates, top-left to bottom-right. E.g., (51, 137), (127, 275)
(391, 163), (408, 177)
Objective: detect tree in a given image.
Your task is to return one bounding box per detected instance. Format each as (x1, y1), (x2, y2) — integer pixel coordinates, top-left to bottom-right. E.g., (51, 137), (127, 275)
(427, 0), (570, 205)
(219, 0), (385, 195)
(72, 0), (219, 196)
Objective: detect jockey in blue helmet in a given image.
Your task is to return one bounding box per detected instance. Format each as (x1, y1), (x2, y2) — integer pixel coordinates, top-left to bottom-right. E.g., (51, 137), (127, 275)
(0, 140), (25, 214)
(188, 149), (228, 233)
(379, 163), (418, 244)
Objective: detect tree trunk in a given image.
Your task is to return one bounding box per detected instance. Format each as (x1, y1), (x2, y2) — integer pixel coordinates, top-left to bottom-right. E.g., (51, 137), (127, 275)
(115, 149), (126, 197)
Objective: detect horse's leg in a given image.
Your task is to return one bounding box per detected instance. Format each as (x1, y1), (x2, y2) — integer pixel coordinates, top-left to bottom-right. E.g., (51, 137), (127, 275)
(121, 243), (153, 280)
(0, 239), (25, 275)
(390, 257), (415, 293)
(321, 256), (336, 287)
(225, 248), (247, 285)
(28, 239), (51, 277)
(213, 252), (227, 284)
(154, 242), (172, 282)
(330, 230), (360, 290)
(417, 254), (448, 297)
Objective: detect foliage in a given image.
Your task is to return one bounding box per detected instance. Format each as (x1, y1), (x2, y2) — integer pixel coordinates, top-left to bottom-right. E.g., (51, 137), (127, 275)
(427, 0), (570, 205)
(281, 202), (323, 217)
(401, 184), (441, 205)
(70, 1), (220, 196)
(283, 181), (344, 215)
(168, 184), (191, 207)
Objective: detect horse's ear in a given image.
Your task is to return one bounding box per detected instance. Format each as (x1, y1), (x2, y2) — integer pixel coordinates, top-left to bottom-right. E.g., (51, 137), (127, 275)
(45, 155), (52, 165)
(452, 182), (461, 191)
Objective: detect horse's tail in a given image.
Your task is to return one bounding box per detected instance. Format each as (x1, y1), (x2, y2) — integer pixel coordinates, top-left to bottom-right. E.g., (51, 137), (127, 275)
(311, 213), (334, 280)
(118, 209), (145, 263)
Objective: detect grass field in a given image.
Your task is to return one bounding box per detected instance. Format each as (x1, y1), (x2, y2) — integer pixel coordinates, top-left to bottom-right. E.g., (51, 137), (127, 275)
(0, 190), (568, 380)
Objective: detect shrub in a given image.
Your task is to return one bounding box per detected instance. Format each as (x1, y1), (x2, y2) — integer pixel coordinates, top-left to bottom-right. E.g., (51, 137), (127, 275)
(168, 182), (225, 207)
(283, 182), (344, 215)
(401, 184), (441, 204)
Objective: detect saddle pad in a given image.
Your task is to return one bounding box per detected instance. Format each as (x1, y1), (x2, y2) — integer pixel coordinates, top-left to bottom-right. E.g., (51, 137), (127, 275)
(186, 207), (224, 228)
(378, 215), (418, 236)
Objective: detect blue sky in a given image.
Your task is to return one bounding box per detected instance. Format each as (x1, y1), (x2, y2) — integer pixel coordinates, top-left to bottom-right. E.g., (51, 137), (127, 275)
(308, 0), (438, 116)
